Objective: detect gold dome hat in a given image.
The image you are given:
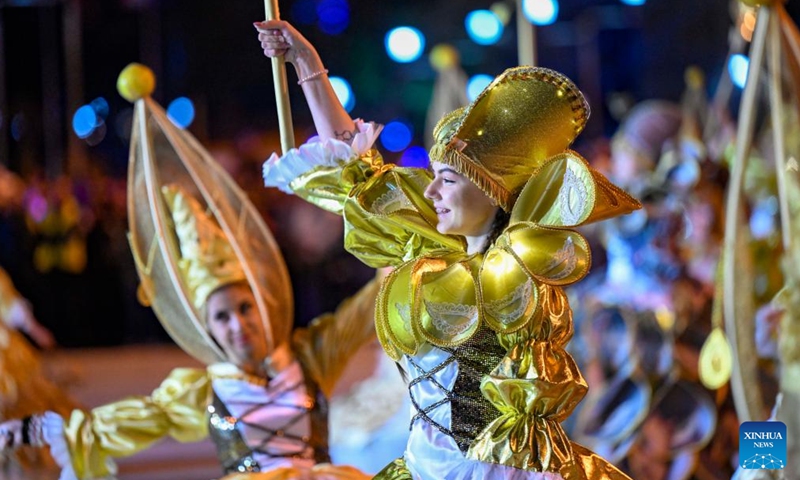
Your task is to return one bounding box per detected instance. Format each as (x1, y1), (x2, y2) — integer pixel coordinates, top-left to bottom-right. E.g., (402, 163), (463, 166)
(429, 66), (590, 211)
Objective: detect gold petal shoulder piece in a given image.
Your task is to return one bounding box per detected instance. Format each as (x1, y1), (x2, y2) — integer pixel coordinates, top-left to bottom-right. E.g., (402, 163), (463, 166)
(491, 223), (592, 287)
(511, 151), (641, 227)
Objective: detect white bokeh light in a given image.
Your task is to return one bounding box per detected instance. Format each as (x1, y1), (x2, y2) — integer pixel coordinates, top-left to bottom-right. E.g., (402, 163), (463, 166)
(467, 74), (493, 101)
(522, 0), (559, 26)
(465, 10), (503, 45)
(330, 76), (355, 112)
(385, 26), (425, 63)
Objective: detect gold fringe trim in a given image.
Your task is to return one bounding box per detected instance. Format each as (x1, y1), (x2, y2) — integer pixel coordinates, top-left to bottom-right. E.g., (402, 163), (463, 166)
(429, 143), (512, 211)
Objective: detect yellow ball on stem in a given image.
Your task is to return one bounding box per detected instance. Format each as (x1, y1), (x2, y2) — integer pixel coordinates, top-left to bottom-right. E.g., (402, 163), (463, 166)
(117, 63), (156, 102)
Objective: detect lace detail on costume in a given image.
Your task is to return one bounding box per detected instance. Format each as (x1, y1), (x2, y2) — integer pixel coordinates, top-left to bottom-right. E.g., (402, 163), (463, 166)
(543, 237), (577, 280)
(424, 301), (478, 336)
(558, 166), (587, 225)
(484, 280), (533, 325)
(395, 302), (413, 335)
(373, 188), (412, 215)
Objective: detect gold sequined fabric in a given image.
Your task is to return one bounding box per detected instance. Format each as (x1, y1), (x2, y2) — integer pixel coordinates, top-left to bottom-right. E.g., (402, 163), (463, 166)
(219, 464), (371, 480)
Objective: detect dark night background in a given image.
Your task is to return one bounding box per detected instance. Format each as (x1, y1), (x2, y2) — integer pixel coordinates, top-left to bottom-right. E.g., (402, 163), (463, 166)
(6, 0), (792, 174)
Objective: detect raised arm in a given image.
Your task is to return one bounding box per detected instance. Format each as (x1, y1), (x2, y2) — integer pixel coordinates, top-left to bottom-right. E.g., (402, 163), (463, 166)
(254, 19), (357, 143)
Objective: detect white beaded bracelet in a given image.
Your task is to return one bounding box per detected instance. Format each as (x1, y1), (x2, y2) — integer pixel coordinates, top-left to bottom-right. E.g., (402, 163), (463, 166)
(297, 69), (329, 85)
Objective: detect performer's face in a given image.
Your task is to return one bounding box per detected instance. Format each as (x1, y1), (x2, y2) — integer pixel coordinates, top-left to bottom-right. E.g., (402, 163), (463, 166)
(206, 283), (269, 372)
(424, 161), (498, 239)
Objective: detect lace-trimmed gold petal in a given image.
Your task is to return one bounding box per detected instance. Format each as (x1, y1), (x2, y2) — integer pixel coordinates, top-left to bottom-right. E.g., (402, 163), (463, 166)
(500, 223), (592, 286)
(416, 256), (482, 347)
(511, 151), (596, 227)
(511, 150), (640, 228)
(480, 247), (540, 333)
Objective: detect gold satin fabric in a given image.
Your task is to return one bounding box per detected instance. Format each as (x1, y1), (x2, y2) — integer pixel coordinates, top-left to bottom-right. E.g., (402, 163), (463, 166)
(0, 266), (25, 322)
(292, 275), (380, 399)
(63, 368), (211, 478)
(290, 150), (638, 477)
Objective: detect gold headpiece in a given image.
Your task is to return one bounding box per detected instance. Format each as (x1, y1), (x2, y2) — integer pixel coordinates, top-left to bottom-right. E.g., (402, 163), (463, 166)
(162, 184), (246, 313)
(122, 64), (293, 365)
(428, 66), (590, 211)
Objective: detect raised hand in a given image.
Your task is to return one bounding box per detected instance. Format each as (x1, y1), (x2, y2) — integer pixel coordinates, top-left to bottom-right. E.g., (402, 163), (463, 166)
(253, 19), (322, 70)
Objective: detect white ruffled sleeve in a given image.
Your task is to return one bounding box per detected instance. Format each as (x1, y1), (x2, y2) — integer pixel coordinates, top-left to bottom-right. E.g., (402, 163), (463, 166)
(262, 120), (382, 193)
(42, 411), (82, 480)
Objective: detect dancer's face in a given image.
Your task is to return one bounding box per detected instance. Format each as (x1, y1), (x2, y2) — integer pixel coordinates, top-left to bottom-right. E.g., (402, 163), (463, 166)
(206, 283), (269, 372)
(424, 161), (498, 238)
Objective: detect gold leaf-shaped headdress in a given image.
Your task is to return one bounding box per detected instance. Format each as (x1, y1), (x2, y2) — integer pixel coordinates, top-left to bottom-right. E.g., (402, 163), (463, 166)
(161, 184), (246, 312)
(428, 66), (590, 211)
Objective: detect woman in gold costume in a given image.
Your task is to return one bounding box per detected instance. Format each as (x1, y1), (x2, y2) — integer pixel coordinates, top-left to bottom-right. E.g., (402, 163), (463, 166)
(256, 20), (641, 480)
(0, 265), (76, 473)
(0, 67), (375, 480)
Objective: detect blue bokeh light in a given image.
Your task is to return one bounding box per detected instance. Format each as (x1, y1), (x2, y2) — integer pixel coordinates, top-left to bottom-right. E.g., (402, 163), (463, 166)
(90, 97), (109, 120)
(167, 97), (196, 129)
(317, 0), (350, 35)
(73, 105), (99, 139)
(465, 10), (503, 46)
(329, 76), (355, 112)
(467, 74), (493, 101)
(380, 120), (413, 152)
(522, 0), (559, 26)
(400, 146), (429, 168)
(729, 54), (749, 89)
(385, 27), (425, 63)
(620, 0), (646, 5)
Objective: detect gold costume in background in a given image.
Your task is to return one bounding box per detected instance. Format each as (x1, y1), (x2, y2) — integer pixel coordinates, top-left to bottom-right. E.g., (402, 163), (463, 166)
(0, 267), (76, 467)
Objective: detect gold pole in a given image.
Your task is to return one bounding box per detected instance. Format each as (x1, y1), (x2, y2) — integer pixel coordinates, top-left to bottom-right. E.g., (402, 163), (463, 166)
(723, 5), (770, 423)
(769, 6), (790, 250)
(516, 0), (536, 66)
(264, 0), (295, 154)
